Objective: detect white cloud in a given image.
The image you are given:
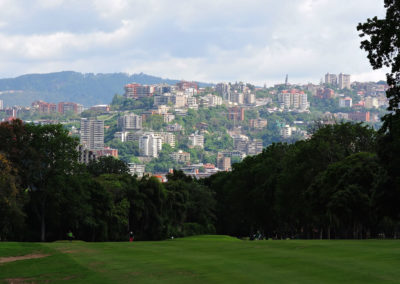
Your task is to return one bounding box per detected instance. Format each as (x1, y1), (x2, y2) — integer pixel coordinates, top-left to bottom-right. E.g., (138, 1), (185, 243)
(0, 0), (388, 84)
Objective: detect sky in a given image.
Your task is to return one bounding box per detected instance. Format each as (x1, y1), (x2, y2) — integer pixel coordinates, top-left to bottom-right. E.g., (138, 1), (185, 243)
(0, 0), (388, 86)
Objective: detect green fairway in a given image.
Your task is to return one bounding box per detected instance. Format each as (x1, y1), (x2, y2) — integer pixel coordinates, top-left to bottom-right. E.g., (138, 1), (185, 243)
(1, 236), (399, 283)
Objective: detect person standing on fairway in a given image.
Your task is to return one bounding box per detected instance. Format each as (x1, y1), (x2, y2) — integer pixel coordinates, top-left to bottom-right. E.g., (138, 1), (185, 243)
(129, 231), (134, 242)
(67, 230), (74, 241)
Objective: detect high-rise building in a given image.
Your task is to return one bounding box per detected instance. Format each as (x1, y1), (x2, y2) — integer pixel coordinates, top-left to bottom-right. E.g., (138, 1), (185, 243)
(338, 73), (351, 89)
(187, 97), (198, 110)
(278, 90), (309, 110)
(228, 107), (245, 121)
(80, 118), (104, 149)
(188, 133), (204, 148)
(0, 99), (3, 110)
(325, 73), (338, 86)
(118, 113), (142, 130)
(139, 134), (162, 157)
(124, 83), (151, 99)
(77, 145), (97, 164)
(153, 84), (171, 95)
(231, 92), (244, 105)
(244, 93), (256, 105)
(58, 102), (83, 114)
(217, 152), (231, 171)
(216, 83), (231, 101)
(247, 139), (263, 155)
(232, 134), (249, 152)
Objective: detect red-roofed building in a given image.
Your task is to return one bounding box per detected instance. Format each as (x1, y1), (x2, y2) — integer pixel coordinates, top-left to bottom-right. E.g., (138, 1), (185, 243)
(124, 83), (151, 99)
(95, 147), (118, 158)
(177, 81), (198, 91)
(349, 111), (370, 122)
(32, 101), (57, 113)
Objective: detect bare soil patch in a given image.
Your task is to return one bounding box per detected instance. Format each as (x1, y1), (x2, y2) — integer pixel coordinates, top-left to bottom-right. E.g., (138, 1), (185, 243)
(0, 254), (50, 264)
(5, 278), (34, 283)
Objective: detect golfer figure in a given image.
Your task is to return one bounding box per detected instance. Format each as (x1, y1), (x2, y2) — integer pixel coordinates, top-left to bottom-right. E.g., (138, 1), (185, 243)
(67, 230), (74, 241)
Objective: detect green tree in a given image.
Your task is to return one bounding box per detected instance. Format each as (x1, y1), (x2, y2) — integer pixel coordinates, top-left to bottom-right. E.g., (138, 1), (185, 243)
(0, 121), (79, 241)
(0, 154), (26, 240)
(87, 156), (129, 176)
(358, 1), (400, 224)
(357, 1), (400, 120)
(307, 153), (386, 239)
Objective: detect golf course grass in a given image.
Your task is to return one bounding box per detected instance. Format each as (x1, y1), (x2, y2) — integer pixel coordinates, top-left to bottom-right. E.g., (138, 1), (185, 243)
(1, 235), (399, 283)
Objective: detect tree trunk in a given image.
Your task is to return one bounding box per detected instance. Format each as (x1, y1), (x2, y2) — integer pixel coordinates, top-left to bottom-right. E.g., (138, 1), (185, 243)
(327, 225), (331, 240)
(41, 199), (46, 242)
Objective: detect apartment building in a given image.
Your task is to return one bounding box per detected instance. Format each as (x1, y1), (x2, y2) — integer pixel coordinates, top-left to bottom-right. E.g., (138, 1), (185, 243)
(58, 102), (83, 114)
(232, 92), (244, 105)
(217, 152), (231, 171)
(80, 118), (104, 149)
(124, 83), (151, 99)
(280, 125), (292, 139)
(338, 73), (351, 89)
(216, 82), (231, 101)
(177, 81), (198, 91)
(118, 113), (142, 130)
(171, 150), (191, 163)
(187, 96), (198, 110)
(246, 139), (263, 155)
(139, 134), (162, 157)
(228, 107), (245, 121)
(232, 134), (249, 152)
(249, 118), (268, 129)
(244, 93), (256, 105)
(128, 163), (146, 177)
(278, 90), (309, 110)
(325, 73), (338, 86)
(339, 97), (353, 108)
(32, 100), (57, 113)
(188, 133), (204, 148)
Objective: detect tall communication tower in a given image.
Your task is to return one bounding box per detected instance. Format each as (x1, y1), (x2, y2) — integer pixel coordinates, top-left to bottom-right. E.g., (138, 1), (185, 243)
(285, 74), (288, 86)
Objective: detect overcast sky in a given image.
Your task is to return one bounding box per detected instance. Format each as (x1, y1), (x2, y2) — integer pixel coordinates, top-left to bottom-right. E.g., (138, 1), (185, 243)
(0, 0), (387, 85)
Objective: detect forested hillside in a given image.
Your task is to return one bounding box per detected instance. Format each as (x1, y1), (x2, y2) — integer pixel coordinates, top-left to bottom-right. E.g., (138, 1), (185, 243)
(0, 71), (210, 107)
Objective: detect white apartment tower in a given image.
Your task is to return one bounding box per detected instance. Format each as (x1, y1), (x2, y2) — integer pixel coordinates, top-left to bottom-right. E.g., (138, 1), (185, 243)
(80, 118), (104, 149)
(338, 73), (351, 89)
(139, 134), (162, 157)
(188, 133), (204, 148)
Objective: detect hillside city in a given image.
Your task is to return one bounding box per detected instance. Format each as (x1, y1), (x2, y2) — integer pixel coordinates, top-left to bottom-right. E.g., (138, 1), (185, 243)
(0, 72), (388, 180)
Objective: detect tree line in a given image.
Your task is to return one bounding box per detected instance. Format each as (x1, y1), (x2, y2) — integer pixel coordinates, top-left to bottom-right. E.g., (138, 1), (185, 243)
(204, 122), (399, 239)
(1, 118), (400, 241)
(0, 119), (215, 241)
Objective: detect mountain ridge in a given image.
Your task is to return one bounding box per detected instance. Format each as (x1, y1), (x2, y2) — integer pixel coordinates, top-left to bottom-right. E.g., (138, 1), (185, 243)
(0, 71), (213, 107)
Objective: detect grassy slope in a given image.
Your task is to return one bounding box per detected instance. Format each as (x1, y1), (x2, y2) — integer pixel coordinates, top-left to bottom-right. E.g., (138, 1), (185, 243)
(1, 236), (399, 283)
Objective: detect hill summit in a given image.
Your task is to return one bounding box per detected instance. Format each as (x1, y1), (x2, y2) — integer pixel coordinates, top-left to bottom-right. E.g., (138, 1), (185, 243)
(0, 71), (210, 107)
